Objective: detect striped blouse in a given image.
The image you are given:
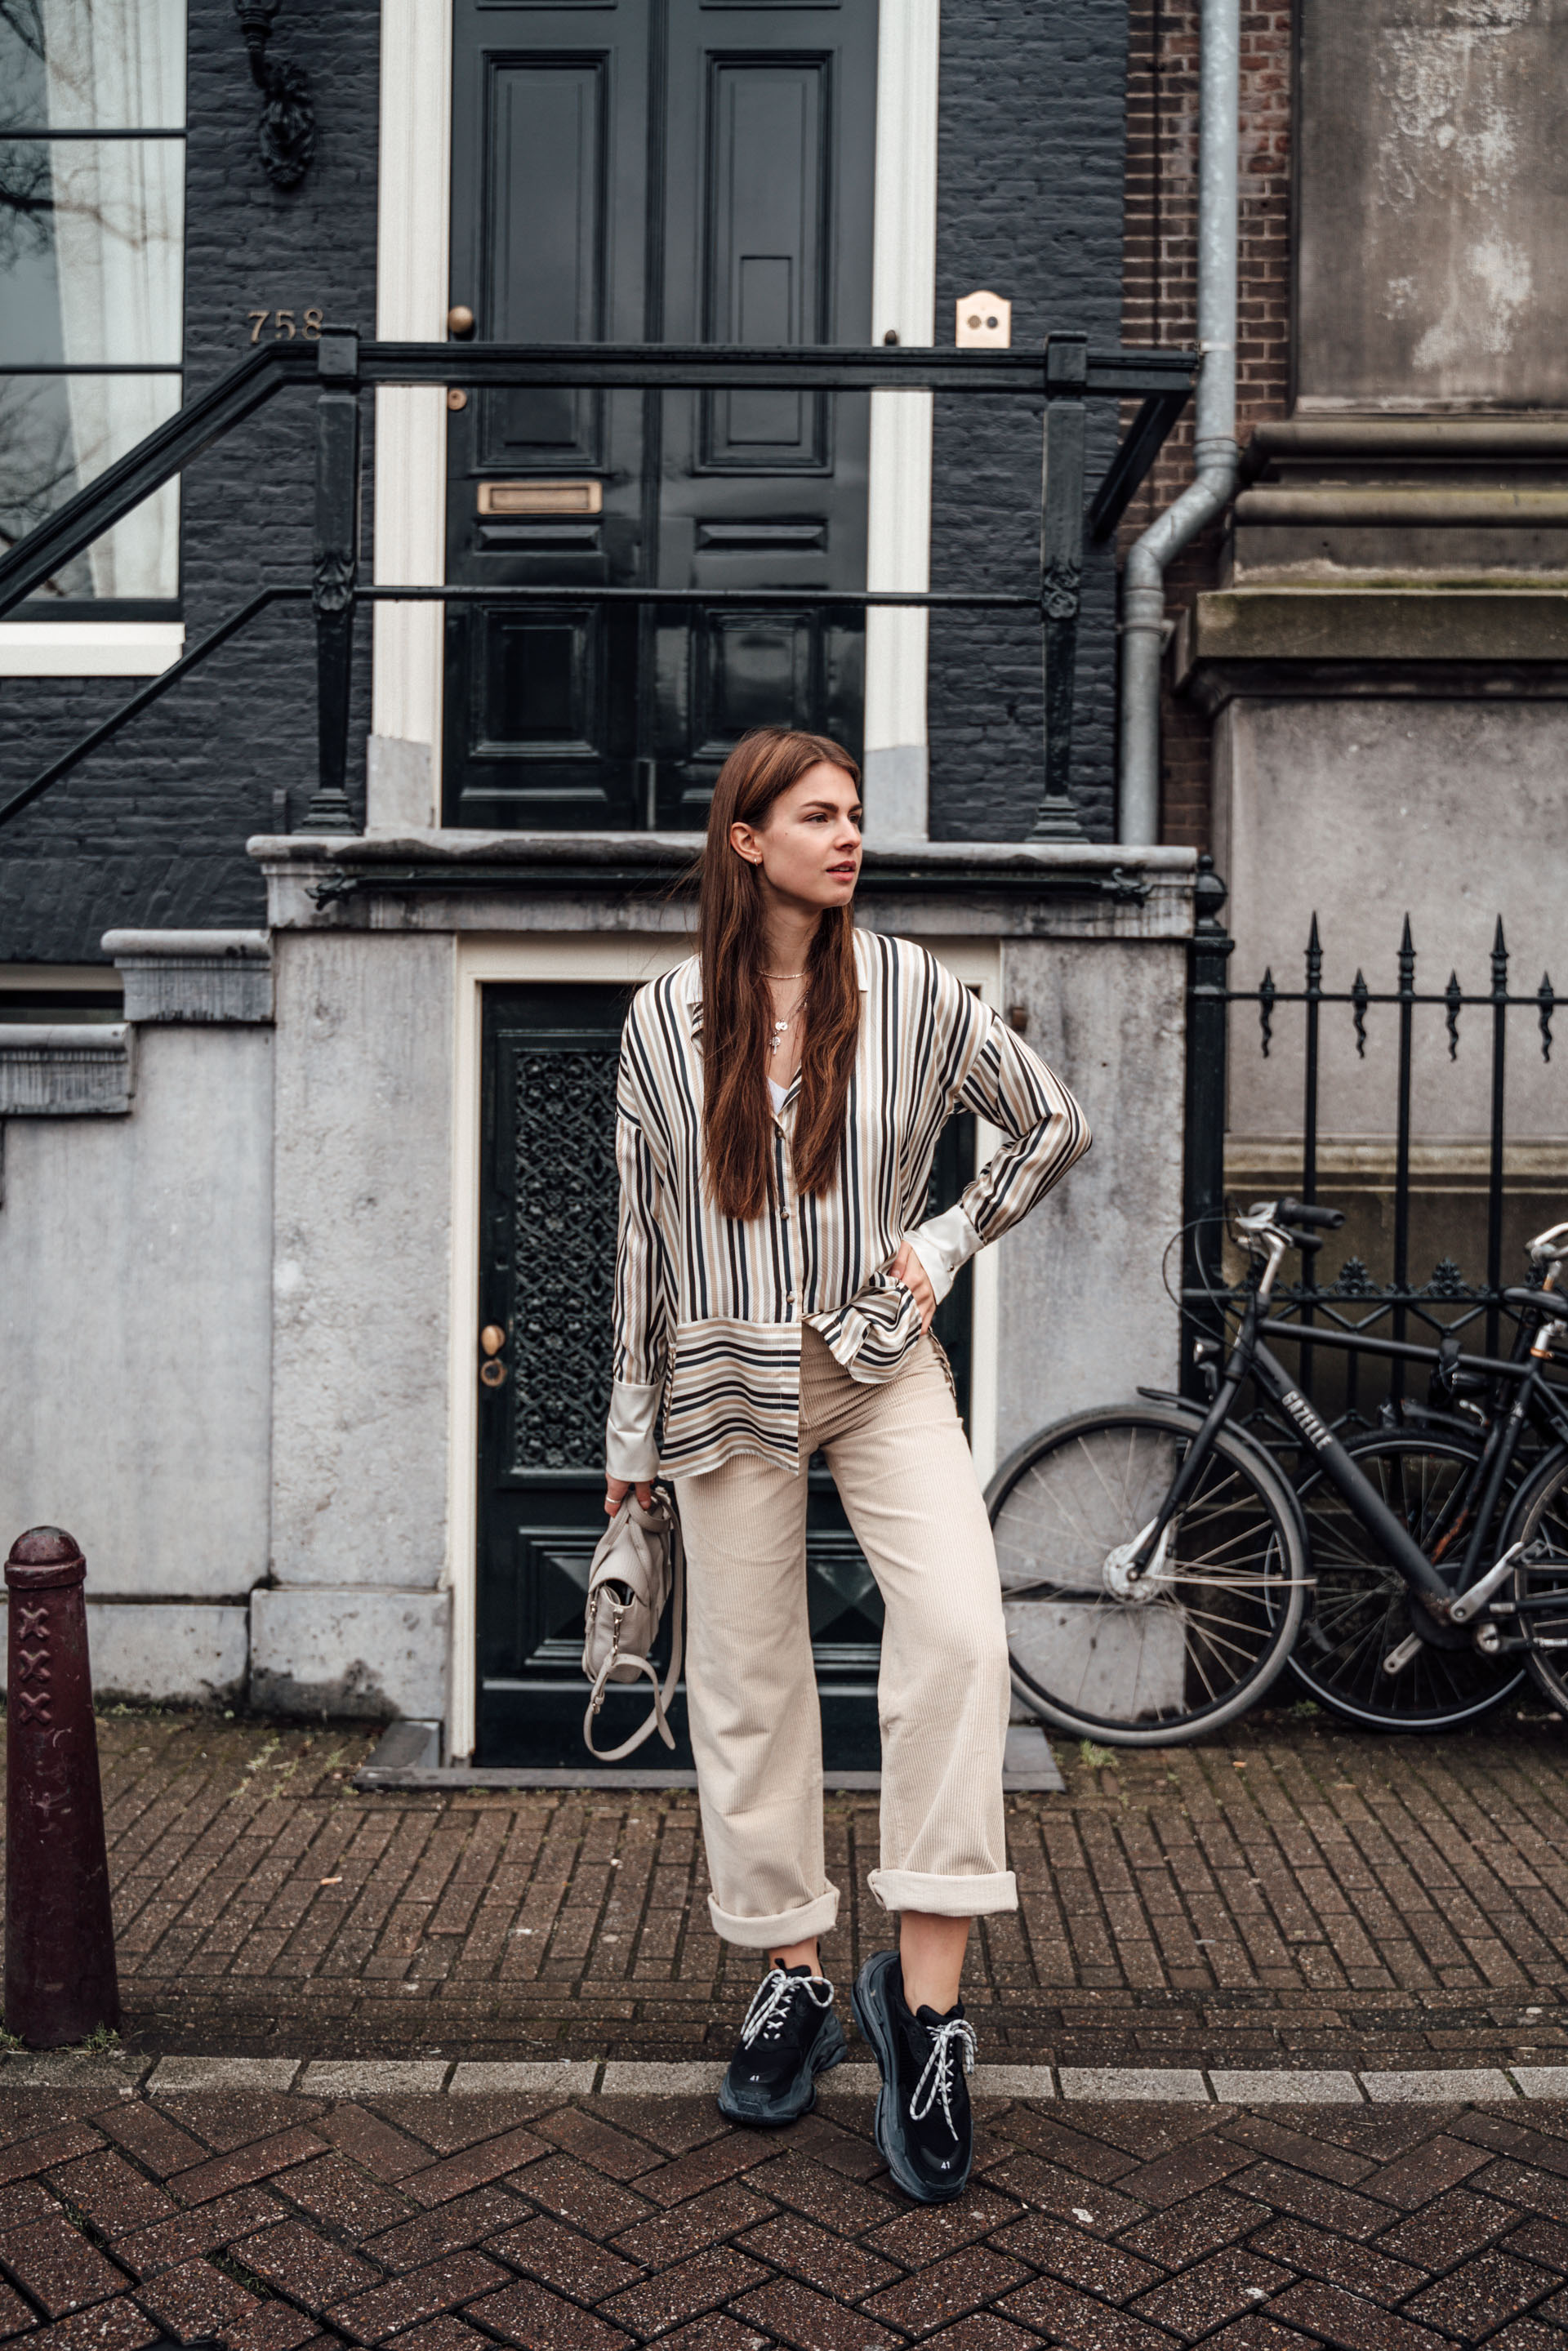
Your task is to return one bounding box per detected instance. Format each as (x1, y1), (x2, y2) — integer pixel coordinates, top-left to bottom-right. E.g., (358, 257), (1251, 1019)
(608, 928), (1090, 1481)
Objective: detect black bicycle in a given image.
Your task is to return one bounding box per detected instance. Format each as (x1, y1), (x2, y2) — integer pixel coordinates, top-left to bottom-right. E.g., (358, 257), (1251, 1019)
(988, 1201), (1568, 1745)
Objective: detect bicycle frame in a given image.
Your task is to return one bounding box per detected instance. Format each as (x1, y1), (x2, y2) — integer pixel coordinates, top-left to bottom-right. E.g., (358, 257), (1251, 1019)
(1259, 1311), (1568, 1598)
(1134, 1271), (1568, 1637)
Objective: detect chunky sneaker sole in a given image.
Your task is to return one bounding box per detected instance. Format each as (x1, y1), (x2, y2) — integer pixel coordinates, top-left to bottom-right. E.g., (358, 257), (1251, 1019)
(717, 2006), (846, 2127)
(852, 1949), (973, 2203)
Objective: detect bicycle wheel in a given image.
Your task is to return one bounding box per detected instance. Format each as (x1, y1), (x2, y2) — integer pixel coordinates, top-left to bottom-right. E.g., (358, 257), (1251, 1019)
(1503, 1446), (1568, 1713)
(1290, 1432), (1523, 1729)
(987, 1403), (1307, 1745)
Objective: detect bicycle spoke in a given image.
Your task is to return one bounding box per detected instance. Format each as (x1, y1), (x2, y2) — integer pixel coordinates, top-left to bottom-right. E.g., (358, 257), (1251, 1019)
(994, 1414), (1303, 1739)
(1291, 1432), (1519, 1728)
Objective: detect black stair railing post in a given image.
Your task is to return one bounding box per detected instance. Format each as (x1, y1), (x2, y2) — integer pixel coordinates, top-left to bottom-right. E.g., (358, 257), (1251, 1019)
(298, 325), (362, 835)
(1181, 854), (1234, 1399)
(1028, 334), (1089, 843)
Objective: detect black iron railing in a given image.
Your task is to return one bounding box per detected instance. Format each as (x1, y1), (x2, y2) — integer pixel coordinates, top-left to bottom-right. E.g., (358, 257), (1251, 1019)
(1183, 857), (1566, 1421)
(0, 327), (1196, 843)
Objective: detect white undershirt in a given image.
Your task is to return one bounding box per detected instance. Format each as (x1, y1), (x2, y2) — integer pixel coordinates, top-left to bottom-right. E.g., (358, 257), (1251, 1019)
(768, 1077), (788, 1112)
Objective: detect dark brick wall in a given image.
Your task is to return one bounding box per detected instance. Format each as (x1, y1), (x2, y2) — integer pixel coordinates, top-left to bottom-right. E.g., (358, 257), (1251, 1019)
(0, 0), (380, 966)
(928, 0), (1129, 841)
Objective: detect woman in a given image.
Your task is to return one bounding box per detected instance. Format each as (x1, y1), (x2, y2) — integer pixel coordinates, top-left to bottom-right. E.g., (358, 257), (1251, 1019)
(604, 726), (1089, 2202)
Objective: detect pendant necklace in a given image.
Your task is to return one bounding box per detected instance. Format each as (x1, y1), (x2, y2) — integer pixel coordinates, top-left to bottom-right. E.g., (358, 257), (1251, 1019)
(768, 982), (808, 1058)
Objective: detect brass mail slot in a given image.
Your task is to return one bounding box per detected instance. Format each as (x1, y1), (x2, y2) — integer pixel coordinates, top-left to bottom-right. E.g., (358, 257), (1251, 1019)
(477, 479), (603, 517)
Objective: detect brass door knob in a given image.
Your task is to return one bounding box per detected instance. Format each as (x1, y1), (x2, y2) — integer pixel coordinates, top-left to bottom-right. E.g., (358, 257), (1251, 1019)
(480, 1325), (506, 1356)
(448, 304), (475, 338)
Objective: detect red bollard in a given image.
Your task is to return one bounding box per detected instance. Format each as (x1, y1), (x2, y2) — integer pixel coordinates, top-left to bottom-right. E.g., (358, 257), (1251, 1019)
(5, 1528), (119, 2046)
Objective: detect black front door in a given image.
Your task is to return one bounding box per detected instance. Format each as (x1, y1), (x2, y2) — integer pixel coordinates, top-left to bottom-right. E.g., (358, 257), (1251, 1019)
(474, 983), (975, 1769)
(445, 0), (875, 830)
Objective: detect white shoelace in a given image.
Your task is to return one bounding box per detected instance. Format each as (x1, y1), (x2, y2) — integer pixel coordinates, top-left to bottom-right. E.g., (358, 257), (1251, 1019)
(909, 2015), (978, 2139)
(739, 1966), (836, 2048)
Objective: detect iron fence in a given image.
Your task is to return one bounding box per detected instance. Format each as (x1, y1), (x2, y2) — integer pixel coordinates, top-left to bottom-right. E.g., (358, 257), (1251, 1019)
(1183, 856), (1566, 1426)
(0, 328), (1195, 848)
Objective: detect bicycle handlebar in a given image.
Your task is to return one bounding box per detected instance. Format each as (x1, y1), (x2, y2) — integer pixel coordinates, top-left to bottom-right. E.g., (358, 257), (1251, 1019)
(1275, 1198), (1345, 1231)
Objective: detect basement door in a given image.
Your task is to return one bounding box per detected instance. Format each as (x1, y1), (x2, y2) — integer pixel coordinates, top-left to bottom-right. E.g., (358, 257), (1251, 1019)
(474, 984), (975, 1769)
(444, 0), (875, 830)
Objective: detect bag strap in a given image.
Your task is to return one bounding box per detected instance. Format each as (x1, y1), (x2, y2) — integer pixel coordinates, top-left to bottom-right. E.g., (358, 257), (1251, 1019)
(581, 1505), (686, 1763)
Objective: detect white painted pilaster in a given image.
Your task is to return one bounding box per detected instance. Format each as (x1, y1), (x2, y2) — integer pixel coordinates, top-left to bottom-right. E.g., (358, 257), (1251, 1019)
(370, 0), (454, 828)
(863, 0), (940, 843)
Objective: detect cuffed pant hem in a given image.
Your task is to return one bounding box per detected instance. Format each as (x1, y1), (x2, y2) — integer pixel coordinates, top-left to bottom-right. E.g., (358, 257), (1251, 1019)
(707, 1884), (841, 1948)
(867, 1868), (1018, 1917)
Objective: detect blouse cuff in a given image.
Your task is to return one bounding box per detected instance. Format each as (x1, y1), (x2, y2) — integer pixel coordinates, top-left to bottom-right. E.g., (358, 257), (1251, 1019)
(906, 1205), (982, 1307)
(606, 1378), (663, 1481)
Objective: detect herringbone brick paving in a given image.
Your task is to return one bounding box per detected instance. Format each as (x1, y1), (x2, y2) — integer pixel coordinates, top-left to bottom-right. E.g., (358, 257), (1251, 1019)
(69, 1708), (1568, 2068)
(0, 2081), (1566, 2348)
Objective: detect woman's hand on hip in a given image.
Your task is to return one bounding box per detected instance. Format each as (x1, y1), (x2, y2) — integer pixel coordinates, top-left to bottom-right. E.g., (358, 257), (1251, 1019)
(605, 1475), (655, 1517)
(889, 1240), (937, 1334)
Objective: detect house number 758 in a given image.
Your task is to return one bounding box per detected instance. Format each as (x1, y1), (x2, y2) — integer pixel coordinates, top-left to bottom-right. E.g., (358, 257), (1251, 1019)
(247, 308), (325, 343)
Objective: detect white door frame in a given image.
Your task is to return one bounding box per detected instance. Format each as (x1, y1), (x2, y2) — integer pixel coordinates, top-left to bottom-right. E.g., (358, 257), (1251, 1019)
(370, 0), (940, 839)
(444, 933), (1000, 1761)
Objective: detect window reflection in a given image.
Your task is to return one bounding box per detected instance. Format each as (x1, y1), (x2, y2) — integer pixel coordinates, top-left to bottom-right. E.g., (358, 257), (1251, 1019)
(0, 0), (185, 606)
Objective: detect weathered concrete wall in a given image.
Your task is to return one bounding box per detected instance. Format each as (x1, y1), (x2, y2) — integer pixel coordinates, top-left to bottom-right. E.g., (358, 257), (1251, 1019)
(268, 932), (453, 1714)
(1298, 0), (1568, 408)
(991, 936), (1187, 1463)
(0, 1602), (249, 1707)
(251, 1586), (448, 1720)
(1214, 697), (1568, 1147)
(0, 1024), (272, 1695)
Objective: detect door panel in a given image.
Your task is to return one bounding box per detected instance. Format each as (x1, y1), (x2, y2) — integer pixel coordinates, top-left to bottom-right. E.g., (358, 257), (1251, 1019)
(474, 982), (976, 1770)
(447, 4), (650, 828)
(482, 60), (608, 468)
(445, 0), (875, 832)
(703, 60), (830, 468)
(655, 0), (871, 824)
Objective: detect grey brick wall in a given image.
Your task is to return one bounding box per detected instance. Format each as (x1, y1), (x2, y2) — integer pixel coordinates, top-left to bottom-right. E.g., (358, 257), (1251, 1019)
(0, 0), (380, 967)
(929, 0), (1129, 841)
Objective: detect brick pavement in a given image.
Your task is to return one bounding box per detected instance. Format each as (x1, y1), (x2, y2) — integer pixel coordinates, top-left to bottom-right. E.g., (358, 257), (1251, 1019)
(0, 2074), (1566, 2348)
(66, 1703), (1568, 2071)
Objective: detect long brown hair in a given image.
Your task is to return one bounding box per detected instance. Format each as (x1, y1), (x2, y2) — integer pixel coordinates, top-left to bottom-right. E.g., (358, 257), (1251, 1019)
(700, 727), (862, 1222)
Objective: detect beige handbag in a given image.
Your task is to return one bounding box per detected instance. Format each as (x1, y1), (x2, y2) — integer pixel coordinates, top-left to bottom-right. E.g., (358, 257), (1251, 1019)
(581, 1489), (685, 1761)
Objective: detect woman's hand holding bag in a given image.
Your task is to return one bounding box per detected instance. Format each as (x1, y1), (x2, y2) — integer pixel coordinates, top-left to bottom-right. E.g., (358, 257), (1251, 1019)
(581, 1488), (684, 1761)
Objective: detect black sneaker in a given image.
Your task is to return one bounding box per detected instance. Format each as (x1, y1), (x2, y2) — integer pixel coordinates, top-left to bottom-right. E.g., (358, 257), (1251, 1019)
(852, 1948), (977, 2202)
(717, 1963), (846, 2126)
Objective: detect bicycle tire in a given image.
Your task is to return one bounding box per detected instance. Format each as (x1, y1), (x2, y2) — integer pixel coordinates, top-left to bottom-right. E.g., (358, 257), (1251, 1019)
(1502, 1445), (1568, 1714)
(1290, 1432), (1524, 1729)
(987, 1402), (1307, 1746)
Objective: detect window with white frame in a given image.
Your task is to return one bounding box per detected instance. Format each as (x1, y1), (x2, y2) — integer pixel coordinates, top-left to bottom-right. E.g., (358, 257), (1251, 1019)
(0, 0), (185, 613)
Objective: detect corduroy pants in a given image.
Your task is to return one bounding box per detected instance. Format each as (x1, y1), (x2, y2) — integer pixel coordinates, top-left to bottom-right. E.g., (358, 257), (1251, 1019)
(673, 1326), (1016, 1948)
